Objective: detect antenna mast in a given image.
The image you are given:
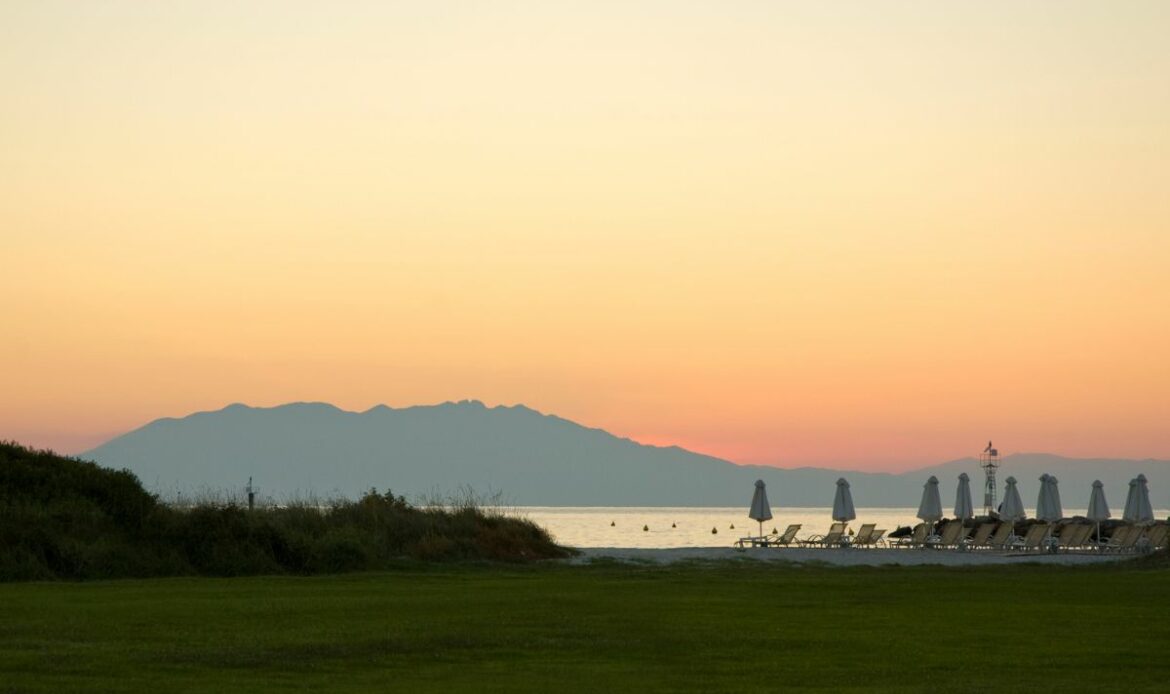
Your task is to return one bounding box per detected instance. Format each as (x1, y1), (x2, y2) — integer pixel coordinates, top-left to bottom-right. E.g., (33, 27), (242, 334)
(979, 441), (999, 515)
(246, 476), (256, 511)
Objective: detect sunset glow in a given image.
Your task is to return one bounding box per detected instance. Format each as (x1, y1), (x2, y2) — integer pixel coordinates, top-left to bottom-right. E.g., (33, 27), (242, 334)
(3, 2), (1168, 469)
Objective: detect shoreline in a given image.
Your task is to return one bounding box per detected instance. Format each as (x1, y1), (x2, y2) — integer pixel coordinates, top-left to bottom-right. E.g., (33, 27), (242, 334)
(567, 546), (1133, 566)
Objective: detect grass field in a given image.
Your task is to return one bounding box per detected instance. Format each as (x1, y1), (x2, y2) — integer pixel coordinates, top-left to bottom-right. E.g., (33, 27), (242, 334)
(2, 559), (1168, 693)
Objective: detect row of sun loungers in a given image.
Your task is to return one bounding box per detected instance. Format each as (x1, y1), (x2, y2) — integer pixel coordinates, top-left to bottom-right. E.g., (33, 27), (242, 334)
(895, 519), (1169, 552)
(736, 522), (889, 549)
(737, 524), (803, 547)
(737, 520), (1169, 553)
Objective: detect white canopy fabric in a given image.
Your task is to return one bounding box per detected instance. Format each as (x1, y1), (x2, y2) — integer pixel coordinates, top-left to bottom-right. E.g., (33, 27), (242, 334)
(1087, 479), (1110, 545)
(1036, 474), (1063, 522)
(954, 472), (974, 520)
(1049, 475), (1063, 520)
(1086, 480), (1111, 522)
(832, 478), (856, 523)
(1000, 476), (1026, 522)
(1035, 474), (1050, 520)
(748, 479), (773, 538)
(917, 476), (943, 524)
(1123, 474), (1154, 523)
(748, 479), (773, 523)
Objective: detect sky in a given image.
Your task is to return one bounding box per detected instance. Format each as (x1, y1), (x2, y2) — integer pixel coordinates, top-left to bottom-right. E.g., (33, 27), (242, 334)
(2, 2), (1168, 470)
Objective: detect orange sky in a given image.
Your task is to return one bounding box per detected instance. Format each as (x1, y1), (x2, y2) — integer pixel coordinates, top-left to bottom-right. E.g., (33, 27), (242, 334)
(2, 2), (1169, 470)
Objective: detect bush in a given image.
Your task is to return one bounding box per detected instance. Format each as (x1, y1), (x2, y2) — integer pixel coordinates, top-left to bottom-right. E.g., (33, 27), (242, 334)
(0, 441), (568, 581)
(311, 528), (374, 572)
(408, 531), (457, 561)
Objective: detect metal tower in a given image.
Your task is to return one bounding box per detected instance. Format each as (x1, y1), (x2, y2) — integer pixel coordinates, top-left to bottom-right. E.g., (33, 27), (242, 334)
(246, 476), (256, 511)
(979, 441), (999, 515)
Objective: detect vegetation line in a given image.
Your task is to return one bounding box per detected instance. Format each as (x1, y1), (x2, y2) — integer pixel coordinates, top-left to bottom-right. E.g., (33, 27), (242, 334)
(0, 442), (568, 581)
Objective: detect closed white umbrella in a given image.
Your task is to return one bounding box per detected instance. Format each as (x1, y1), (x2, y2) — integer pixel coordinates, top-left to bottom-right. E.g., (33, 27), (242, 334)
(1123, 474), (1154, 523)
(748, 479), (773, 538)
(1086, 480), (1110, 547)
(1000, 476), (1026, 523)
(1035, 474), (1062, 549)
(954, 472), (974, 521)
(1036, 474), (1063, 523)
(917, 476), (943, 532)
(1087, 480), (1111, 521)
(1035, 474), (1050, 520)
(1049, 475), (1063, 520)
(832, 478), (856, 523)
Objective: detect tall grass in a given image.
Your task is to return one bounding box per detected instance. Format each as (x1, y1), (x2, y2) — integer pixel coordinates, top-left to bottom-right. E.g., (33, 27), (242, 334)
(0, 442), (568, 581)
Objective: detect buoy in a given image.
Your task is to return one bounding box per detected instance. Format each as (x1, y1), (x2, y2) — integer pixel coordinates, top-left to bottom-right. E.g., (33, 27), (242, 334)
(730, 524), (735, 529)
(712, 527), (718, 534)
(610, 521), (615, 527)
(643, 524), (649, 532)
(772, 527), (778, 534)
(671, 522), (676, 528)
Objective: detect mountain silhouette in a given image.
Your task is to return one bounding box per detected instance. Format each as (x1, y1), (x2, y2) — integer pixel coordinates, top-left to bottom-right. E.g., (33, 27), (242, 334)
(81, 401), (1169, 509)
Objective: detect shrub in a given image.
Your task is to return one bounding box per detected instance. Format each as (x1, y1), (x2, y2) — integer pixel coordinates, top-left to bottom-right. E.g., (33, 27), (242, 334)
(0, 441), (569, 581)
(311, 528), (374, 572)
(408, 531), (457, 561)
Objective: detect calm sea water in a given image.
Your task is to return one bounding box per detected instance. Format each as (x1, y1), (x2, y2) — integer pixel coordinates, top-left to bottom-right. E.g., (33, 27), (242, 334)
(514, 506), (1169, 548)
(516, 507), (917, 548)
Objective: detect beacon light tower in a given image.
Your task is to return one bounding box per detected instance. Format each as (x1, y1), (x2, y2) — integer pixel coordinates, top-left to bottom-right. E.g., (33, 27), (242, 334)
(980, 441), (999, 516)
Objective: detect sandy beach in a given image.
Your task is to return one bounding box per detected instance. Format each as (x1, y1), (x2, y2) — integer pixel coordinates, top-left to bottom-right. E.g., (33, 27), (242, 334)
(569, 546), (1133, 566)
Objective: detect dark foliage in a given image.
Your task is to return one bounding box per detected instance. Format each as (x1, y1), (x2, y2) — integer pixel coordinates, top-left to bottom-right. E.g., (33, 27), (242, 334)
(0, 441), (568, 581)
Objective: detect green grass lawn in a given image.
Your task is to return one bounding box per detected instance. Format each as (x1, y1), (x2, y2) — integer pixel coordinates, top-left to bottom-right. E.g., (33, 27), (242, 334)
(2, 559), (1168, 693)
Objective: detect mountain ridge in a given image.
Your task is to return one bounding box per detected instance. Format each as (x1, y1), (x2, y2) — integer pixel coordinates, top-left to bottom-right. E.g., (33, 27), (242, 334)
(82, 401), (1170, 509)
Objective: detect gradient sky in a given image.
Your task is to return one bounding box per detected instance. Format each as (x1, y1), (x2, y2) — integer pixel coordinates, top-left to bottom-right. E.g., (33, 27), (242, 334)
(2, 2), (1168, 470)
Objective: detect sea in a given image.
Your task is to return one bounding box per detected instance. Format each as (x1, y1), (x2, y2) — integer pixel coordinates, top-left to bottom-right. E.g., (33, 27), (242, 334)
(514, 507), (917, 548)
(512, 506), (1170, 548)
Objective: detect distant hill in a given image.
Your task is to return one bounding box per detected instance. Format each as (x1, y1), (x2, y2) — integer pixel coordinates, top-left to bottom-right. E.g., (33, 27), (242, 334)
(82, 401), (1170, 510)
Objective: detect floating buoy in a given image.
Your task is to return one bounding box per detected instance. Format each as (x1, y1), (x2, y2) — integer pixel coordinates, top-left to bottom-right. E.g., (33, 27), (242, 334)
(671, 522), (676, 528)
(712, 527), (718, 534)
(610, 521), (615, 527)
(772, 528), (778, 534)
(643, 524), (649, 532)
(730, 524), (735, 529)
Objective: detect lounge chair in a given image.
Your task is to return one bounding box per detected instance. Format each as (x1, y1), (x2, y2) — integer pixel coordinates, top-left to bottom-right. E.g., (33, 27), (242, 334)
(925, 521), (949, 548)
(1076, 524), (1095, 549)
(1051, 523), (1075, 549)
(927, 520), (966, 549)
(1138, 523), (1168, 553)
(800, 522), (848, 548)
(1057, 524), (1093, 551)
(1141, 521), (1170, 550)
(770, 524), (802, 547)
(966, 522), (996, 549)
(986, 522), (1016, 549)
(1100, 525), (1127, 551)
(735, 533), (760, 548)
(847, 523), (877, 548)
(736, 523), (800, 548)
(868, 528), (887, 547)
(1104, 525), (1141, 553)
(1051, 523), (1076, 550)
(739, 523), (802, 548)
(893, 522), (929, 548)
(957, 525), (973, 545)
(1013, 523), (1052, 552)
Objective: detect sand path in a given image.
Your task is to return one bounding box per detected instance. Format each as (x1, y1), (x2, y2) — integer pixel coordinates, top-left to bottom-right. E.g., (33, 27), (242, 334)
(569, 546), (1131, 566)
